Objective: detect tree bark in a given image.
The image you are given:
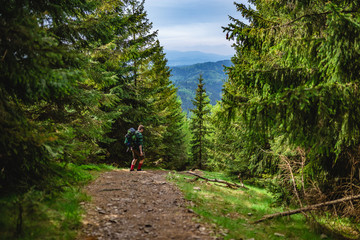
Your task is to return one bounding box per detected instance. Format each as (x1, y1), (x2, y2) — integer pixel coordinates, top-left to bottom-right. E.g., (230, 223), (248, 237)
(253, 194), (360, 223)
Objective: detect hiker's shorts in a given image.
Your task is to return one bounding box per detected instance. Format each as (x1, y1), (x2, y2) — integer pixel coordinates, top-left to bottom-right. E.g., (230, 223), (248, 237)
(132, 149), (145, 160)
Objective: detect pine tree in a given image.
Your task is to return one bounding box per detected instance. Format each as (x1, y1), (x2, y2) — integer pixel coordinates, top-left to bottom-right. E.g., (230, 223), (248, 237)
(122, 0), (158, 87)
(190, 75), (211, 169)
(99, 0), (159, 164)
(0, 0), (123, 190)
(222, 0), (360, 216)
(142, 42), (188, 169)
(207, 102), (277, 176)
(102, 0), (188, 169)
(0, 0), (190, 191)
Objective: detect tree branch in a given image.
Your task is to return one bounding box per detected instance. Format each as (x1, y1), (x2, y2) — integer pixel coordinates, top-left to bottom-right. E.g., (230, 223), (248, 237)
(270, 10), (358, 30)
(186, 171), (248, 190)
(253, 194), (360, 223)
(1, 49), (7, 61)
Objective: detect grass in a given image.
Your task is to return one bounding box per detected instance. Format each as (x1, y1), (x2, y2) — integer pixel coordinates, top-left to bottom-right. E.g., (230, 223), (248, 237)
(168, 171), (329, 240)
(314, 214), (360, 240)
(0, 163), (115, 240)
(2, 165), (355, 239)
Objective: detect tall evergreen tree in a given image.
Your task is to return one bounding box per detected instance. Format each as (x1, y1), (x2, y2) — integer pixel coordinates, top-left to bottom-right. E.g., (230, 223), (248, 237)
(207, 102), (277, 176)
(142, 43), (188, 169)
(221, 0), (360, 216)
(0, 0), (125, 191)
(0, 0), (189, 192)
(102, 0), (158, 164)
(102, 0), (188, 169)
(122, 0), (158, 87)
(190, 75), (211, 169)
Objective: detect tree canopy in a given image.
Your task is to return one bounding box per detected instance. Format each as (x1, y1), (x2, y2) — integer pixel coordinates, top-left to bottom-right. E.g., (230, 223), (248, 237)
(0, 0), (187, 191)
(217, 0), (360, 218)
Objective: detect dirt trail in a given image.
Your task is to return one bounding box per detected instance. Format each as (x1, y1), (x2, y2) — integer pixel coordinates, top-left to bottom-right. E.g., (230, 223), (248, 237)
(78, 169), (217, 240)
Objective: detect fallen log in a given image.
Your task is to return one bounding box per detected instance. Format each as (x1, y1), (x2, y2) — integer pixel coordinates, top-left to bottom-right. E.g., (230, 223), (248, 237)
(186, 171), (248, 190)
(253, 194), (360, 223)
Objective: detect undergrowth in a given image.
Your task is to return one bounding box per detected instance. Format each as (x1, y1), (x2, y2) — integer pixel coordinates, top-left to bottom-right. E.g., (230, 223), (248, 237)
(168, 171), (330, 240)
(0, 163), (115, 240)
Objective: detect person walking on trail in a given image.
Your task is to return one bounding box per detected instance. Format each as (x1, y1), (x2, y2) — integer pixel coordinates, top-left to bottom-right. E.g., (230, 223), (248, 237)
(130, 125), (145, 171)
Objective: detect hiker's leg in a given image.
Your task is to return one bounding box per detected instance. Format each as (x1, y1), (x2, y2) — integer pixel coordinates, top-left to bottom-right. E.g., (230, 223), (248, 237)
(137, 155), (145, 170)
(132, 158), (137, 165)
(130, 158), (137, 171)
(137, 160), (144, 170)
(130, 150), (137, 171)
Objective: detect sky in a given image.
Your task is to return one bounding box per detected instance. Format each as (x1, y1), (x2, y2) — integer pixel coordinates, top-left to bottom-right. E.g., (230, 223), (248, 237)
(144, 0), (248, 56)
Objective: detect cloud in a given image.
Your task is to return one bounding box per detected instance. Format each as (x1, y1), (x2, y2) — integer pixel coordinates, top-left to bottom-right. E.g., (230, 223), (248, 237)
(157, 22), (233, 55)
(146, 0), (239, 26)
(144, 0), (247, 55)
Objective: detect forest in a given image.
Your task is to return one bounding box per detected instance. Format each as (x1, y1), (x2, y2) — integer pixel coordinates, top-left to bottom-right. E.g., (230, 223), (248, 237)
(170, 60), (231, 113)
(1, 0), (360, 239)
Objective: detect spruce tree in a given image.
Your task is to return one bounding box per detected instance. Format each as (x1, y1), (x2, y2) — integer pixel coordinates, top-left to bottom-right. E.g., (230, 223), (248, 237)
(190, 75), (211, 169)
(221, 0), (360, 217)
(103, 0), (188, 169)
(142, 42), (188, 169)
(122, 0), (158, 87)
(0, 0), (123, 190)
(101, 0), (158, 163)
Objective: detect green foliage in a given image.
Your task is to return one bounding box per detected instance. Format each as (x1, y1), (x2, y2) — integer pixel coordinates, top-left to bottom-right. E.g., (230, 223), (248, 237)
(0, 0), (120, 191)
(189, 75), (212, 169)
(216, 0), (360, 227)
(144, 47), (189, 169)
(0, 0), (187, 236)
(207, 102), (279, 177)
(1, 0), (188, 191)
(0, 163), (97, 239)
(223, 0), (360, 173)
(100, 0), (188, 169)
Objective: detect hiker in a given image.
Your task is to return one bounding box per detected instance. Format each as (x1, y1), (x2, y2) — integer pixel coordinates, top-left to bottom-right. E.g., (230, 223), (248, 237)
(129, 125), (145, 171)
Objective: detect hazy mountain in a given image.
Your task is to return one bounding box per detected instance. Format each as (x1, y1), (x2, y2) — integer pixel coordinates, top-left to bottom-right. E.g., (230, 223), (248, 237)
(170, 60), (232, 114)
(165, 50), (232, 66)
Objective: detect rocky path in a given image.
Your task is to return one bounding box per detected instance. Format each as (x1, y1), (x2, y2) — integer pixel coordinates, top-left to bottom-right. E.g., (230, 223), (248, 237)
(78, 169), (216, 240)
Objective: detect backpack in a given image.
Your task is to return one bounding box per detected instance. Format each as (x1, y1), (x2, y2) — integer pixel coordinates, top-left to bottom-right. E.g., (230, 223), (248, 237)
(124, 128), (137, 147)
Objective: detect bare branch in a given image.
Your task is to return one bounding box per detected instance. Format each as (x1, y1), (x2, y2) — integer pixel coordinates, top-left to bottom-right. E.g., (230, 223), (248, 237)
(186, 171), (248, 190)
(280, 155), (303, 208)
(1, 49), (7, 61)
(253, 194), (360, 223)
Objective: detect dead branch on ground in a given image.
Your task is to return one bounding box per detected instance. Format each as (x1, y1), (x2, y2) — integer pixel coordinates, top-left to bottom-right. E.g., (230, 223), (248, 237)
(186, 171), (248, 190)
(253, 194), (360, 224)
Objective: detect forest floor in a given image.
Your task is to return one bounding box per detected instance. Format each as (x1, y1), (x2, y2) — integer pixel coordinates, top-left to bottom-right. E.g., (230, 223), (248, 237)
(77, 169), (218, 240)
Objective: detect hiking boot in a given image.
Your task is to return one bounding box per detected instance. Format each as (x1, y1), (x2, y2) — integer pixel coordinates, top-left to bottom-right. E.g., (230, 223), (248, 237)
(137, 169), (143, 171)
(130, 169), (134, 171)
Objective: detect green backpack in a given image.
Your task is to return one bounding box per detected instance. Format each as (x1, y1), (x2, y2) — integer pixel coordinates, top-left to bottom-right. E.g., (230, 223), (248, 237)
(124, 128), (137, 147)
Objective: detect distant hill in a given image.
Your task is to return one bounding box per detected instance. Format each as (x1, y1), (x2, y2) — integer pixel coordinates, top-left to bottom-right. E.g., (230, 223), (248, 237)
(169, 60), (232, 114)
(165, 50), (232, 66)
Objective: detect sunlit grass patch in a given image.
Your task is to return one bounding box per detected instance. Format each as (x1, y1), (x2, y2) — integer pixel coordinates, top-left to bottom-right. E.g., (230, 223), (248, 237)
(168, 171), (327, 240)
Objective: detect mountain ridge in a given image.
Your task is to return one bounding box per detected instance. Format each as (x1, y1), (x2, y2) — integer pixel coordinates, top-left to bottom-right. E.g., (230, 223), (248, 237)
(169, 60), (232, 114)
(165, 50), (232, 66)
